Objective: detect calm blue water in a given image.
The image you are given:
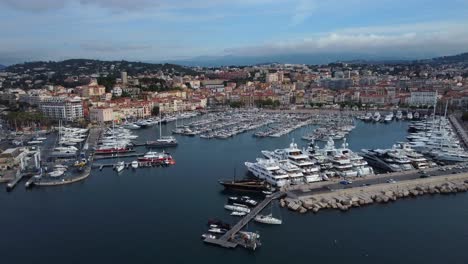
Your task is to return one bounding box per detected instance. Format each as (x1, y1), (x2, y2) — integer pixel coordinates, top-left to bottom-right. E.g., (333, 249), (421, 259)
(2, 120), (468, 263)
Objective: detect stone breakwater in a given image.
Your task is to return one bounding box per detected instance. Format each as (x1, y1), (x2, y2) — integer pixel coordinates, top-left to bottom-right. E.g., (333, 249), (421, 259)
(281, 174), (468, 214)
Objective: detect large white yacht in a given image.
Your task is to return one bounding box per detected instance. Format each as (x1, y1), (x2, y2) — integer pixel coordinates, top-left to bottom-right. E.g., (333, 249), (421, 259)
(245, 158), (290, 187)
(334, 139), (374, 177)
(262, 140), (321, 183)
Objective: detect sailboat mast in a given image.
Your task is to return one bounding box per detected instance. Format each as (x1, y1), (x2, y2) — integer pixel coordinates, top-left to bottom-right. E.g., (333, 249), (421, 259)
(159, 111), (162, 139)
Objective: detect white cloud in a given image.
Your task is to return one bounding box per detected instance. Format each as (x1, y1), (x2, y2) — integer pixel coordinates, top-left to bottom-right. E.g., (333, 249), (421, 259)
(225, 20), (468, 57)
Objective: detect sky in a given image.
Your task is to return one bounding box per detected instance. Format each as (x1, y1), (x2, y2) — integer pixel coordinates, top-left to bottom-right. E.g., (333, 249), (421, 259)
(1, 0), (468, 65)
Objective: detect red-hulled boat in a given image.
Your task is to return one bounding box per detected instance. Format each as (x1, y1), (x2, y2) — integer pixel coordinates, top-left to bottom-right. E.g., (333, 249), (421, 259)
(95, 147), (132, 155)
(138, 151), (175, 164)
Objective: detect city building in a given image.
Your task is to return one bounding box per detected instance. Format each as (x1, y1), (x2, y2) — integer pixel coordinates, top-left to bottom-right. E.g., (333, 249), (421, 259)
(39, 96), (84, 121)
(90, 107), (114, 123)
(121, 71), (128, 85)
(409, 91), (438, 106)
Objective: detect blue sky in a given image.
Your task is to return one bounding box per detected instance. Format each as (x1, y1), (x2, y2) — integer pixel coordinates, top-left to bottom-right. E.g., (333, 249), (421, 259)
(1, 0), (468, 64)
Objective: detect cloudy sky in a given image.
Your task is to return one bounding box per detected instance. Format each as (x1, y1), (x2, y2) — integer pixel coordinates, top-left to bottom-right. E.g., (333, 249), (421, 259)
(1, 0), (468, 64)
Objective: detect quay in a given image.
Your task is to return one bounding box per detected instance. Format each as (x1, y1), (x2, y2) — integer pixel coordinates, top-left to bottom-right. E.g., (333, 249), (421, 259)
(6, 170), (24, 191)
(281, 166), (468, 214)
(204, 191), (286, 249)
(92, 161), (169, 170)
(93, 153), (144, 160)
(33, 167), (91, 187)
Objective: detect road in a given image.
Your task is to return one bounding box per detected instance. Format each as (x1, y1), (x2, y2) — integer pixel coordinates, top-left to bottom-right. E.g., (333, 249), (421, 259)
(291, 164), (468, 197)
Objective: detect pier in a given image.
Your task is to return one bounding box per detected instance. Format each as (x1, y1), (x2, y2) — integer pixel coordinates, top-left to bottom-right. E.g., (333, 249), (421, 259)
(93, 153), (144, 160)
(204, 191), (286, 248)
(281, 164), (468, 214)
(6, 170), (24, 191)
(449, 114), (468, 149)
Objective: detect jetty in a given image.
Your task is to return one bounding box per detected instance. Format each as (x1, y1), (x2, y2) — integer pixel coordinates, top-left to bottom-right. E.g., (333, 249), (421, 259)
(93, 153), (144, 160)
(281, 169), (468, 214)
(449, 114), (468, 149)
(204, 191), (286, 248)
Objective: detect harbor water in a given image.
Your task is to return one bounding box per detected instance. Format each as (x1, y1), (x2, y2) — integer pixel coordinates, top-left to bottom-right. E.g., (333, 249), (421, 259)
(2, 119), (468, 263)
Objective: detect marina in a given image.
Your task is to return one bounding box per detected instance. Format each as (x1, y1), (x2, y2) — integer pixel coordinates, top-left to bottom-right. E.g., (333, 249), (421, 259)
(3, 109), (468, 260)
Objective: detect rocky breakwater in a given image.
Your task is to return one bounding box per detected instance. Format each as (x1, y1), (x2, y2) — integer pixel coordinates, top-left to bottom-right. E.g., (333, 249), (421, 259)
(280, 174), (468, 214)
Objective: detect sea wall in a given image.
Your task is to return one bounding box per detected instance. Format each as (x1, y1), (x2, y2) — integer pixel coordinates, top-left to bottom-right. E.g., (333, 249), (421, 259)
(281, 173), (468, 214)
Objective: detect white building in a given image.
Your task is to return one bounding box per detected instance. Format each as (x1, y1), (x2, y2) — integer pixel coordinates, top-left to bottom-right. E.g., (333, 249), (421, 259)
(121, 71), (128, 85)
(266, 73), (279, 83)
(112, 86), (122, 97)
(39, 96), (84, 121)
(409, 91), (438, 106)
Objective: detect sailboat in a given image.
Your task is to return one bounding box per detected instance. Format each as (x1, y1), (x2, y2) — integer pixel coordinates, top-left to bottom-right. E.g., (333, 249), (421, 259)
(254, 202), (282, 225)
(146, 112), (178, 148)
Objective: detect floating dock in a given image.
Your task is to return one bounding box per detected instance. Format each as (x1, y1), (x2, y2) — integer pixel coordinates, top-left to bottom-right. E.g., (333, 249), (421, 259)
(204, 191), (286, 248)
(93, 153), (144, 160)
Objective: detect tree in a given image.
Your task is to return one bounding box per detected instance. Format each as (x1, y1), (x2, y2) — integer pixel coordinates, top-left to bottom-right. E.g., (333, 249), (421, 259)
(97, 76), (116, 93)
(152, 106), (160, 116)
(230, 101), (244, 108)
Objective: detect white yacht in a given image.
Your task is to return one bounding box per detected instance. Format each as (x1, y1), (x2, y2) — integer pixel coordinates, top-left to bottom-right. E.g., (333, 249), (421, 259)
(276, 160), (304, 185)
(395, 111), (403, 120)
(123, 123), (141, 130)
(394, 143), (430, 169)
(262, 140), (321, 183)
(254, 214), (282, 225)
(115, 161), (125, 172)
(335, 139), (374, 177)
(245, 158), (290, 187)
(384, 113), (393, 122)
(407, 112), (413, 120)
(373, 112), (381, 122)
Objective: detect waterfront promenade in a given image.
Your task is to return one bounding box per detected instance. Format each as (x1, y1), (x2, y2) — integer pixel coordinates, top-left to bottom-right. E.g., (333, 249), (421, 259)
(282, 165), (468, 214)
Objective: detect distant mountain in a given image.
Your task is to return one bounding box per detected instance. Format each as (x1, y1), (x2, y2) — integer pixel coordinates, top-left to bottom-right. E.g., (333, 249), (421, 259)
(166, 53), (428, 67)
(0, 64), (5, 70)
(4, 59), (198, 76)
(425, 52), (468, 64)
(167, 51), (468, 67)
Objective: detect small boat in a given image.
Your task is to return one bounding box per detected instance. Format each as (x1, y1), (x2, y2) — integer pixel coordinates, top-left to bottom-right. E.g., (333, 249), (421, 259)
(131, 160), (139, 169)
(201, 233), (217, 240)
(207, 219), (231, 229)
(207, 228), (227, 234)
(224, 204), (251, 213)
(228, 196), (258, 207)
(262, 190), (273, 195)
(231, 211), (247, 217)
(115, 161), (125, 172)
(254, 214), (282, 225)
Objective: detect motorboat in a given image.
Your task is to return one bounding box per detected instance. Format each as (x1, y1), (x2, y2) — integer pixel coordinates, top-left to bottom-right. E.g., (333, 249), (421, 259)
(201, 233), (217, 240)
(208, 228), (227, 234)
(245, 158), (290, 187)
(146, 136), (178, 148)
(254, 214), (282, 225)
(228, 196), (258, 207)
(224, 204), (251, 213)
(115, 161), (125, 172)
(131, 160), (139, 169)
(231, 211), (247, 217)
(123, 123), (141, 130)
(138, 151), (175, 164)
(373, 112), (381, 122)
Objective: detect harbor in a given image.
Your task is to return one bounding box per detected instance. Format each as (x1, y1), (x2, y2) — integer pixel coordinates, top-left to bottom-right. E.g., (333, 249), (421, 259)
(3, 109), (468, 261)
